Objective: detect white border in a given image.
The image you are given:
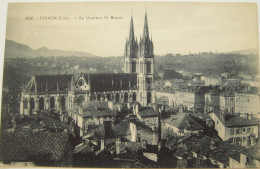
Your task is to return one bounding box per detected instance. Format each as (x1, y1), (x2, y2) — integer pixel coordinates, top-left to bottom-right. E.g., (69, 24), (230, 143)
(0, 0), (259, 128)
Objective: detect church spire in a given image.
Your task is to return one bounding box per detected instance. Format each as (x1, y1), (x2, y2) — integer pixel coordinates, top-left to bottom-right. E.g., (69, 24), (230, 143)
(129, 15), (135, 41)
(143, 11), (149, 39)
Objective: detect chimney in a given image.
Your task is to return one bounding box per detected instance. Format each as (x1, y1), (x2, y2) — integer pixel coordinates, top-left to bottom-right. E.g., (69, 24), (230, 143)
(100, 139), (105, 150)
(221, 111), (226, 122)
(210, 140), (217, 150)
(133, 104), (139, 115)
(79, 107), (83, 114)
(130, 122), (137, 142)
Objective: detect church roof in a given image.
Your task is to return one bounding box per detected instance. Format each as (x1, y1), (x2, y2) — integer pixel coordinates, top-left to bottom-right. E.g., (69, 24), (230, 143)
(82, 73), (138, 92)
(26, 74), (72, 92)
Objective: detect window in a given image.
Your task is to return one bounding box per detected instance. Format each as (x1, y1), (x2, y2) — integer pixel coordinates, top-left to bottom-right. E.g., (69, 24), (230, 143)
(230, 129), (234, 135)
(236, 129), (242, 134)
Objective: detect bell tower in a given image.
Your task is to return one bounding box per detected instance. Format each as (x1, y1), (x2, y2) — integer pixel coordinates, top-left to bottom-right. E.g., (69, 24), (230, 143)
(124, 12), (155, 106)
(137, 11), (155, 106)
(124, 15), (138, 73)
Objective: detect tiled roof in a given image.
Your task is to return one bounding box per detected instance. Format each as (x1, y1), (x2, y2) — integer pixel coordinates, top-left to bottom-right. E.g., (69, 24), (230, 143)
(73, 143), (92, 154)
(188, 136), (247, 164)
(224, 116), (258, 127)
(82, 73), (138, 92)
(111, 120), (131, 136)
(138, 107), (158, 118)
(242, 141), (260, 161)
(0, 132), (70, 162)
(111, 118), (155, 137)
(164, 113), (205, 131)
(71, 102), (116, 118)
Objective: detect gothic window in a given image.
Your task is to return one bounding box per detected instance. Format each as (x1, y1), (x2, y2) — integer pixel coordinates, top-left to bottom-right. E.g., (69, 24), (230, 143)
(61, 96), (66, 108)
(126, 61), (129, 72)
(97, 93), (101, 101)
(147, 92), (152, 104)
(147, 60), (151, 73)
(132, 60), (136, 73)
(30, 98), (35, 110)
(23, 98), (28, 109)
(140, 62), (143, 73)
(133, 92), (136, 102)
(50, 97), (55, 109)
(39, 97), (44, 110)
(106, 93), (111, 101)
(115, 93), (120, 103)
(124, 93), (128, 103)
(78, 79), (85, 86)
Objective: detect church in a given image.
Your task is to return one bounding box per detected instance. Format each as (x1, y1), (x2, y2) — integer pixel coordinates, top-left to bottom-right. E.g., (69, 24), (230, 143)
(20, 12), (155, 115)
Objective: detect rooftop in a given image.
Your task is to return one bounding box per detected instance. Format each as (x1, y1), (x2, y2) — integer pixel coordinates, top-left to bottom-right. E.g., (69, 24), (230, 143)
(70, 102), (116, 118)
(164, 113), (205, 131)
(82, 73), (138, 92)
(224, 116), (258, 127)
(0, 132), (71, 162)
(138, 107), (158, 118)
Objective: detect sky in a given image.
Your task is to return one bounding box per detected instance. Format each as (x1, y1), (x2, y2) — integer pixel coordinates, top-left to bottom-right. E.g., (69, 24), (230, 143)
(6, 2), (258, 57)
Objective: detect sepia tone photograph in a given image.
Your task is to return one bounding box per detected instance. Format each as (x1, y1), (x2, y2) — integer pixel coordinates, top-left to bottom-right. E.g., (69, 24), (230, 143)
(0, 1), (259, 168)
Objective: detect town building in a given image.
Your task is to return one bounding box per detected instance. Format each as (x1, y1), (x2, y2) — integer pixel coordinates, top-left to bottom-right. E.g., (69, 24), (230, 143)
(155, 90), (175, 106)
(175, 86), (215, 111)
(204, 92), (220, 113)
(220, 91), (235, 112)
(234, 87), (260, 119)
(68, 101), (117, 137)
(163, 112), (205, 137)
(204, 75), (222, 86)
(210, 111), (258, 147)
(133, 104), (158, 130)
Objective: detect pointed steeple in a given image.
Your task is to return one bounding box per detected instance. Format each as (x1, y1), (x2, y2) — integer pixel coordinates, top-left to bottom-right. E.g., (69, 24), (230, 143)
(129, 15), (135, 41)
(143, 11), (149, 39)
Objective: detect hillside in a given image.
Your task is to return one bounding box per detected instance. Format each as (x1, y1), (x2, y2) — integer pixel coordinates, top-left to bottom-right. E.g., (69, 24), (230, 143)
(4, 39), (96, 58)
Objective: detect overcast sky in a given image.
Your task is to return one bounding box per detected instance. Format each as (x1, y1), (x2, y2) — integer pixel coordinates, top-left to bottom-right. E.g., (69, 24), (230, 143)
(6, 2), (258, 57)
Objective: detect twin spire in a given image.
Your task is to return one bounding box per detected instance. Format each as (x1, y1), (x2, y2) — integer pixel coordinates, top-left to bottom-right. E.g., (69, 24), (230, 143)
(125, 11), (154, 58)
(129, 11), (150, 42)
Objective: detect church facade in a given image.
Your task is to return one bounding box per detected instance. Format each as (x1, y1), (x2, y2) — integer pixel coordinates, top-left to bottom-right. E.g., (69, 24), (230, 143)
(20, 12), (155, 115)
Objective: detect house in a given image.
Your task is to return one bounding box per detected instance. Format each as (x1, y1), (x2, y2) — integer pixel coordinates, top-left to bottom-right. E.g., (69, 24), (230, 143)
(133, 105), (158, 130)
(234, 87), (260, 119)
(204, 92), (220, 113)
(210, 111), (258, 147)
(112, 118), (158, 145)
(204, 75), (222, 86)
(174, 86), (213, 111)
(156, 90), (175, 106)
(221, 73), (230, 79)
(0, 132), (73, 167)
(68, 101), (117, 137)
(163, 112), (205, 137)
(220, 91), (235, 112)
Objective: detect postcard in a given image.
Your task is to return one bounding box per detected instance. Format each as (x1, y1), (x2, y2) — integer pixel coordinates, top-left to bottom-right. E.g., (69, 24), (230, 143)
(0, 1), (259, 168)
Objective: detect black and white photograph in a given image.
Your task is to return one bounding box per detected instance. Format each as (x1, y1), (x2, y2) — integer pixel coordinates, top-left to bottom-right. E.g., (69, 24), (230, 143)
(0, 1), (259, 168)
